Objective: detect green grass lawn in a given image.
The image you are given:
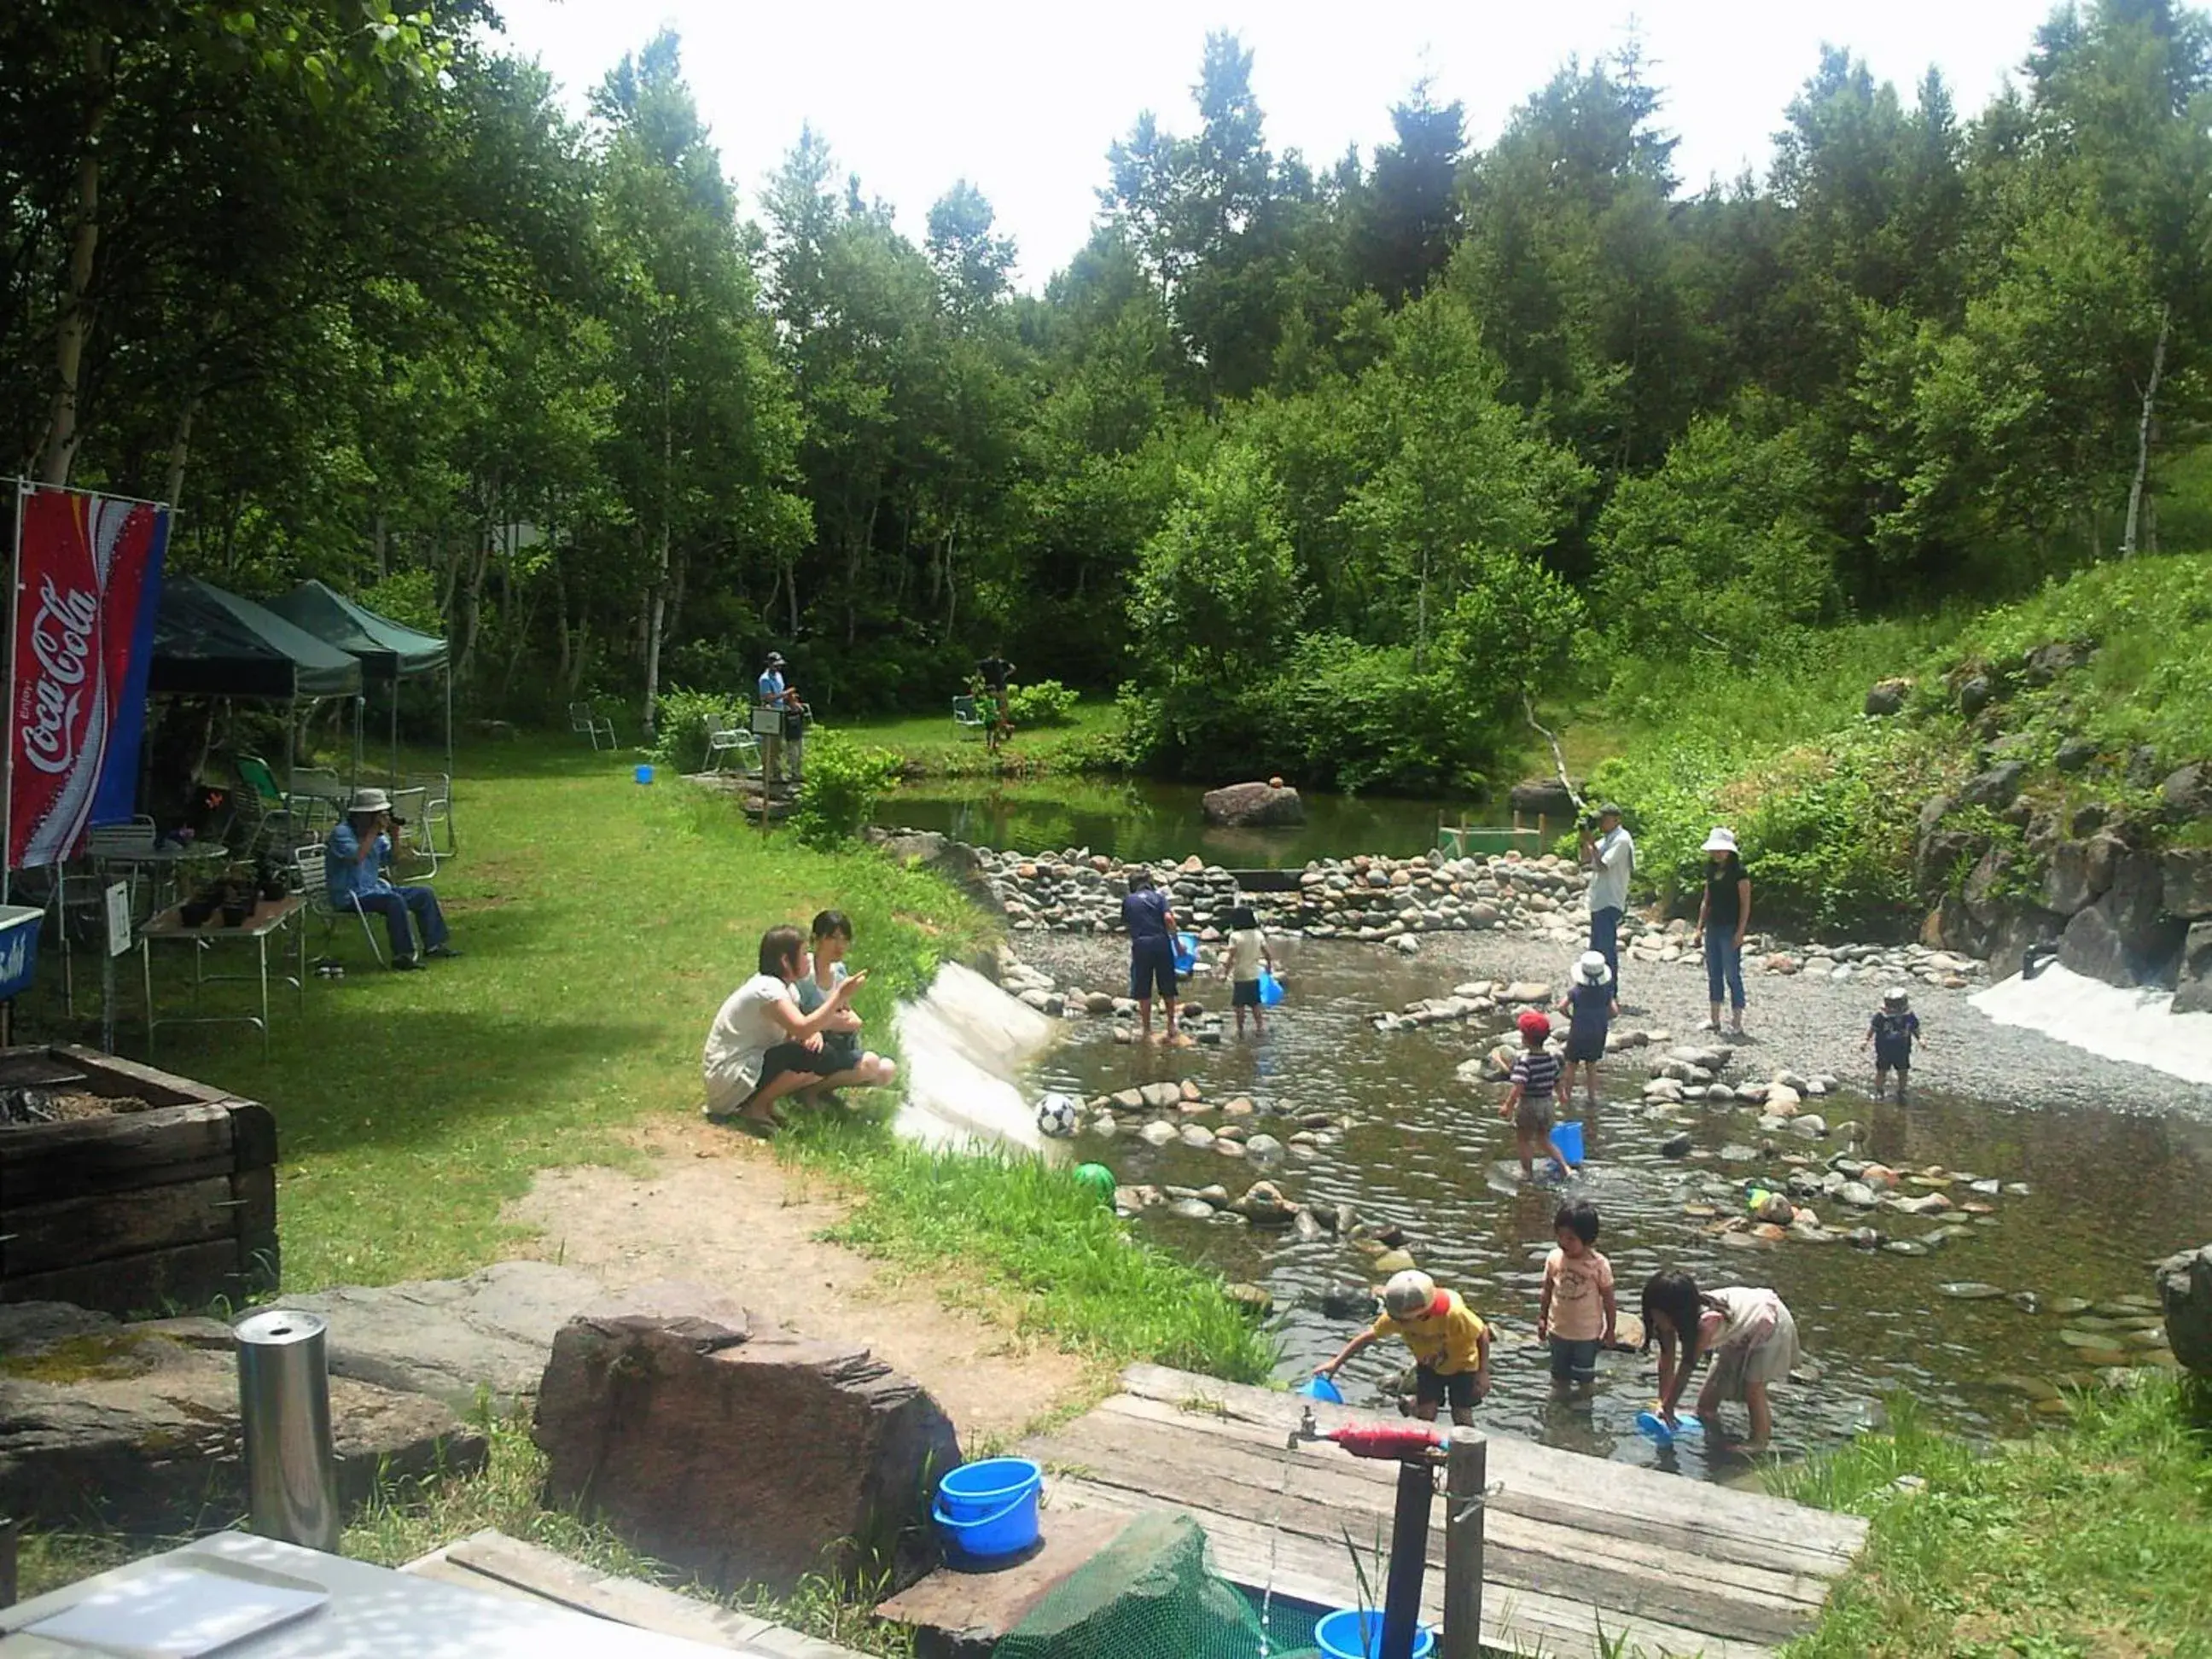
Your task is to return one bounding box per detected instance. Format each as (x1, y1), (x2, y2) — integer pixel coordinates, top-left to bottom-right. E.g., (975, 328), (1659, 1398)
(1773, 1377), (2212, 1658)
(843, 697), (1124, 777)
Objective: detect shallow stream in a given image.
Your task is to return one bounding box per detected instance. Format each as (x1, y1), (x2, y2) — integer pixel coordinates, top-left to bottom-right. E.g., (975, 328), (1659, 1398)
(1019, 934), (2206, 1476)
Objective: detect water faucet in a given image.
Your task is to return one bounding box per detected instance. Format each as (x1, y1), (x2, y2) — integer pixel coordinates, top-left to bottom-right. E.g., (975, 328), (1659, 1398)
(1288, 1405), (1322, 1448)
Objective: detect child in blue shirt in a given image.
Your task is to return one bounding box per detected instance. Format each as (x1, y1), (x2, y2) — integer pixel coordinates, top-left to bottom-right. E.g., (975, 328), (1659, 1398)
(1863, 987), (1924, 1102)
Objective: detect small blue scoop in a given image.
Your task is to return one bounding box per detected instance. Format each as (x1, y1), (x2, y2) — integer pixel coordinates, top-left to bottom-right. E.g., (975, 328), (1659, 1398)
(1298, 1372), (1345, 1404)
(1636, 1410), (1703, 1447)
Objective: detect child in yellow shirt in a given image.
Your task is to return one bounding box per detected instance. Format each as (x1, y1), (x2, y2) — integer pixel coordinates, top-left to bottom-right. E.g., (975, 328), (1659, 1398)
(1318, 1269), (1492, 1427)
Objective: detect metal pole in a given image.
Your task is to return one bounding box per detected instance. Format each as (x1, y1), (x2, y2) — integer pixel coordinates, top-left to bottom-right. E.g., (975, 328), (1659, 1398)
(1441, 1431), (1487, 1659)
(1379, 1456), (1434, 1659)
(3, 482), (27, 907)
(234, 1307), (342, 1553)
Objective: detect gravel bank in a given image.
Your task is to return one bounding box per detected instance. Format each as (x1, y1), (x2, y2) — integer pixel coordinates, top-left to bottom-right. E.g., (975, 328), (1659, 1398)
(1014, 928), (2212, 1123)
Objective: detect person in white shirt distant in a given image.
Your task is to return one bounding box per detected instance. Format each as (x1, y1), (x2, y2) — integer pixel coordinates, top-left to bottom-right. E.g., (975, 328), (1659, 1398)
(1579, 802), (1633, 1012)
(1219, 905), (1276, 1038)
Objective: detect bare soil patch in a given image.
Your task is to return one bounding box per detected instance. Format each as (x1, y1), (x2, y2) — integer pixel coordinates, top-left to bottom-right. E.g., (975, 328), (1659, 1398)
(503, 1116), (1098, 1445)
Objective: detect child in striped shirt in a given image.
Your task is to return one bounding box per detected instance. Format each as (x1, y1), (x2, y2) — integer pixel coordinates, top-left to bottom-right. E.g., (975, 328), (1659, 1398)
(1500, 1009), (1576, 1179)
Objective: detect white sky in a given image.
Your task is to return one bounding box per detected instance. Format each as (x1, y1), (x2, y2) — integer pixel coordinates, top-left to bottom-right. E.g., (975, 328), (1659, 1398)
(488, 0), (2062, 289)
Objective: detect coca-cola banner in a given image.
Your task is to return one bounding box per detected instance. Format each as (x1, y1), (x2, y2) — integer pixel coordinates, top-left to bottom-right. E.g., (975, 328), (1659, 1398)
(8, 486), (170, 869)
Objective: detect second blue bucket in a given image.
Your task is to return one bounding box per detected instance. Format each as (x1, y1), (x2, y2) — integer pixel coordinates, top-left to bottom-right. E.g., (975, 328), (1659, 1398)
(934, 1458), (1042, 1562)
(1313, 1608), (1435, 1659)
(1551, 1120), (1585, 1166)
(1172, 931), (1199, 974)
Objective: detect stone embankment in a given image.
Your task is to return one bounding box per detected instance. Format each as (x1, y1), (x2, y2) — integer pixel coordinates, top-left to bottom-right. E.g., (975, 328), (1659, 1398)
(962, 841), (1988, 988)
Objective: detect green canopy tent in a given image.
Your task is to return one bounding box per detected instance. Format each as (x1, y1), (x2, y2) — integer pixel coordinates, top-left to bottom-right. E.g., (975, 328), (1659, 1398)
(268, 579), (451, 786)
(148, 574), (367, 800)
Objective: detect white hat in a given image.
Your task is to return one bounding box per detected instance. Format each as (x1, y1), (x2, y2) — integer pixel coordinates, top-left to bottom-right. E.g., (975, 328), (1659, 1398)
(1575, 951), (1612, 987)
(1702, 826), (1738, 853)
(1383, 1269), (1440, 1319)
(349, 788), (393, 814)
(1883, 986), (1910, 1008)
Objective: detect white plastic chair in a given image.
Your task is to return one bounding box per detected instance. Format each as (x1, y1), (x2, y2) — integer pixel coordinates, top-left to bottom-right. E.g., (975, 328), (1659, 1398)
(406, 771), (457, 857)
(387, 785), (439, 879)
(703, 712), (760, 776)
(296, 843), (387, 966)
(570, 702), (616, 750)
(952, 696), (987, 737)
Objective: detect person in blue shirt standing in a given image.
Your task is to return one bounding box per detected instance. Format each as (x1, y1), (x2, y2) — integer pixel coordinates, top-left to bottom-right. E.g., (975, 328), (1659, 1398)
(326, 788), (457, 971)
(756, 650), (790, 786)
(1120, 868), (1183, 1045)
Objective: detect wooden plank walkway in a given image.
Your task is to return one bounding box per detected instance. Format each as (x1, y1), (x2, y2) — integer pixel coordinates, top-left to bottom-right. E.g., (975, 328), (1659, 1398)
(401, 1530), (869, 1659)
(1020, 1365), (1868, 1659)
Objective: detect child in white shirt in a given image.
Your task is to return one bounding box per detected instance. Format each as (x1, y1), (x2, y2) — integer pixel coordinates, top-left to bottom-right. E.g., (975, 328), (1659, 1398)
(1220, 905), (1275, 1037)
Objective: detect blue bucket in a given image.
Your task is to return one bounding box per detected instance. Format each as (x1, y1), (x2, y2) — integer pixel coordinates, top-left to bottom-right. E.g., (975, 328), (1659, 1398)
(1172, 930), (1199, 974)
(634, 764), (655, 785)
(1258, 969), (1285, 1007)
(1551, 1120), (1585, 1167)
(1636, 1410), (1704, 1447)
(934, 1458), (1042, 1561)
(1297, 1371), (1343, 1403)
(1313, 1608), (1435, 1659)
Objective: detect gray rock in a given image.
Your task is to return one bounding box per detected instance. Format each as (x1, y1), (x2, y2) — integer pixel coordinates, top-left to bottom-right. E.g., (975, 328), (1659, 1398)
(1958, 761), (2028, 811)
(1660, 1132), (1693, 1159)
(1936, 1282), (2007, 1301)
(2163, 849), (2212, 920)
(1883, 1239), (1931, 1257)
(1864, 678), (1910, 717)
(1138, 1121), (1179, 1146)
(1244, 1133), (1285, 1162)
(1201, 782), (1305, 828)
(2020, 639), (2094, 685)
(1167, 1198), (1217, 1220)
(285, 1260), (608, 1412)
(2174, 923), (2212, 1016)
(1958, 674), (1996, 717)
(1838, 1182), (1878, 1208)
(2162, 762), (2212, 819)
(2155, 1243), (2210, 1368)
(536, 1281), (958, 1592)
(0, 1301), (486, 1532)
(2043, 840), (2110, 917)
(2054, 736), (2100, 774)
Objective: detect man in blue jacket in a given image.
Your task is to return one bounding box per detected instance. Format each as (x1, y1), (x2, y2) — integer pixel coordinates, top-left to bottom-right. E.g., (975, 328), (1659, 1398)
(327, 788), (457, 971)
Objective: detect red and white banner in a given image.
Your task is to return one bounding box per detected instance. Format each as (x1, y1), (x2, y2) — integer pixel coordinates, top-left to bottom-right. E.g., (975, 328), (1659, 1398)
(8, 485), (170, 869)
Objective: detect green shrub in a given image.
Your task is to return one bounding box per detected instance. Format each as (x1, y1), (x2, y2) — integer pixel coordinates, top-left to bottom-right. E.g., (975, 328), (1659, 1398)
(648, 686), (744, 769)
(1277, 634), (1482, 793)
(1004, 678), (1079, 728)
(790, 729), (902, 849)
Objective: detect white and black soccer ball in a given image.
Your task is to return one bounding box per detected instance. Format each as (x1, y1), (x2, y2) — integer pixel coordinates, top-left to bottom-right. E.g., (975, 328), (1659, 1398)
(1035, 1091), (1081, 1138)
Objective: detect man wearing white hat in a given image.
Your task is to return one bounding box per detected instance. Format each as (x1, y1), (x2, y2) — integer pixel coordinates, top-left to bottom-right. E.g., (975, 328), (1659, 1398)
(1580, 803), (1633, 1007)
(327, 788), (457, 971)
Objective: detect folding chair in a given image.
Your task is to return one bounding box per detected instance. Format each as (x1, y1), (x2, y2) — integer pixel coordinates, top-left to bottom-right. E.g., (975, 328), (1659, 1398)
(387, 785), (439, 879)
(286, 766), (346, 840)
(569, 702), (617, 751)
(952, 696), (987, 737)
(235, 755), (305, 854)
(406, 771), (457, 857)
(295, 843), (387, 966)
(702, 712), (760, 776)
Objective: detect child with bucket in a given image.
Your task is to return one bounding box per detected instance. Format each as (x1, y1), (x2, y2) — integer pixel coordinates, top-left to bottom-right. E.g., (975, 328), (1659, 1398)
(1317, 1269), (1491, 1428)
(1641, 1269), (1802, 1452)
(1501, 1009), (1577, 1179)
(1220, 905), (1277, 1038)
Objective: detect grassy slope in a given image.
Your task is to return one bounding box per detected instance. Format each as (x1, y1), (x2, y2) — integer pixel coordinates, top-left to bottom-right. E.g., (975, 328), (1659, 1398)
(1556, 551), (2212, 933)
(1774, 1378), (2212, 1658)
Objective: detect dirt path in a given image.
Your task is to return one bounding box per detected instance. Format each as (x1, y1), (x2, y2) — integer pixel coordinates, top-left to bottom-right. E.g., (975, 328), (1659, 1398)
(502, 1117), (1097, 1445)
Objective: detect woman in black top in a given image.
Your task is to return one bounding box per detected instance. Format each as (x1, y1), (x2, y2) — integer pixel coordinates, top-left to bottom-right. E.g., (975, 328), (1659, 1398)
(1697, 827), (1752, 1036)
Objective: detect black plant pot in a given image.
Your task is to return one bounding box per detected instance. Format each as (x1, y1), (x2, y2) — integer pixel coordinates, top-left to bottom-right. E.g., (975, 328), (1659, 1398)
(220, 902), (251, 928)
(178, 899), (216, 928)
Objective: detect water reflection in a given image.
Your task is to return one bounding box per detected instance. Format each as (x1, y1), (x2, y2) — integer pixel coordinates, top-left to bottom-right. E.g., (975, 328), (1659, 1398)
(1031, 938), (2203, 1476)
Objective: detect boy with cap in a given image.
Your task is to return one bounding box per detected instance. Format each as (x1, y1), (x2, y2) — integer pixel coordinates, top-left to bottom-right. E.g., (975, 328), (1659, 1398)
(1501, 1008), (1575, 1179)
(1317, 1269), (1492, 1427)
(1863, 987), (1924, 1102)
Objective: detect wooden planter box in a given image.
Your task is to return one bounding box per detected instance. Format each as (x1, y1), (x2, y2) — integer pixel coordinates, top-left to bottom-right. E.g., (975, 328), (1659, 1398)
(0, 1045), (278, 1315)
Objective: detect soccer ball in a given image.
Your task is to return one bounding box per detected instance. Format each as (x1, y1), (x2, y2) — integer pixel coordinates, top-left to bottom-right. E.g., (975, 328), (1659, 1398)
(1035, 1092), (1081, 1138)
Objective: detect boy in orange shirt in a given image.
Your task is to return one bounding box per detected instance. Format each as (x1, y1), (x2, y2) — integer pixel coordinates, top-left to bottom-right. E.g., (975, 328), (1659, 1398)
(1318, 1269), (1492, 1428)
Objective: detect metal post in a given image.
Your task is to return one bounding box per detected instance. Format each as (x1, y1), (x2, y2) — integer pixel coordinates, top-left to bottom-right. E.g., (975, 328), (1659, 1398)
(3, 482), (27, 908)
(1379, 1457), (1434, 1659)
(1441, 1431), (1487, 1659)
(234, 1307), (342, 1553)
(1, 1512), (18, 1609)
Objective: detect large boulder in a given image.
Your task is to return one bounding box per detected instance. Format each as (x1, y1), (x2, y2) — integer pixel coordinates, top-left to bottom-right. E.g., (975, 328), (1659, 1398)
(0, 1301), (485, 1532)
(1201, 782), (1306, 828)
(2155, 1244), (2212, 1375)
(1506, 778), (1578, 822)
(2173, 922), (2212, 1016)
(2020, 638), (2094, 685)
(2058, 903), (2133, 988)
(534, 1282), (959, 1593)
(2163, 848), (2212, 920)
(2042, 835), (2120, 917)
(867, 828), (996, 905)
(2163, 763), (2212, 820)
(1961, 846), (2016, 928)
(2058, 853), (2187, 988)
(1986, 905), (2064, 980)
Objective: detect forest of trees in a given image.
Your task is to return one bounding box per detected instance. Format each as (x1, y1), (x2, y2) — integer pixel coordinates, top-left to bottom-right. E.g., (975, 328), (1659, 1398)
(4, 1), (2209, 786)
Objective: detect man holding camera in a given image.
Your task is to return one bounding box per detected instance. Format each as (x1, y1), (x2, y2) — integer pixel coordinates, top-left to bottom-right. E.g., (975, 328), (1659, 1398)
(1580, 802), (1633, 1010)
(327, 787), (457, 971)
(756, 649), (807, 789)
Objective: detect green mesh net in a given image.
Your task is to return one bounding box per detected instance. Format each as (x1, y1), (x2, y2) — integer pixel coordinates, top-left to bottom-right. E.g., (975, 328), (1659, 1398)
(989, 1511), (1321, 1659)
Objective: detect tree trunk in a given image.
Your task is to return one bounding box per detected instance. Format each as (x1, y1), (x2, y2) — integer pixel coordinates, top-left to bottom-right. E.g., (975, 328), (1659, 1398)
(1413, 545), (1430, 672)
(642, 338), (672, 740)
(554, 556), (573, 688)
(40, 33), (111, 486)
(162, 389), (197, 506)
(373, 509), (388, 579)
(2121, 304), (2170, 560)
